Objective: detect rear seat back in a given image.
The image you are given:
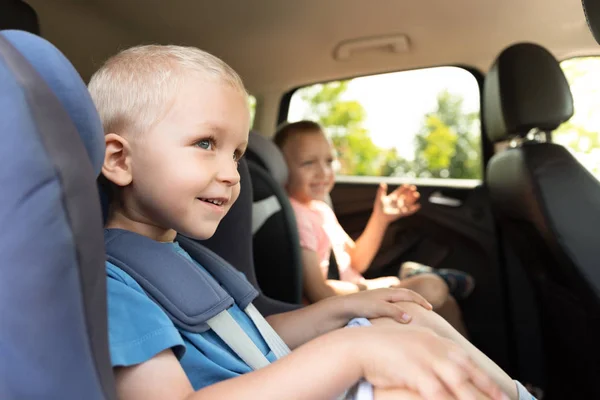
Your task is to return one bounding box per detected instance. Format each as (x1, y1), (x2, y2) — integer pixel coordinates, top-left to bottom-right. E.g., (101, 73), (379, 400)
(246, 131), (303, 304)
(0, 30), (115, 399)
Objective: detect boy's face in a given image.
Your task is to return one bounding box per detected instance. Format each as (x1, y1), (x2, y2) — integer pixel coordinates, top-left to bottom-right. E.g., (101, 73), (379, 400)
(114, 76), (250, 240)
(282, 130), (336, 203)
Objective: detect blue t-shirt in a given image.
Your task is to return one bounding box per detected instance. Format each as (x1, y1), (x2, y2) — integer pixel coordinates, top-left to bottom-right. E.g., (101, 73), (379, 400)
(106, 242), (276, 390)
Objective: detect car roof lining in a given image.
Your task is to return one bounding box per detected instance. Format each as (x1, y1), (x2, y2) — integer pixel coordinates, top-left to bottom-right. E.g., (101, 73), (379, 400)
(25, 0), (598, 94)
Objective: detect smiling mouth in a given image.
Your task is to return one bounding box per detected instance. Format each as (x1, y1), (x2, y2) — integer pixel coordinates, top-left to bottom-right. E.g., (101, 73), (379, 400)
(198, 198), (227, 206)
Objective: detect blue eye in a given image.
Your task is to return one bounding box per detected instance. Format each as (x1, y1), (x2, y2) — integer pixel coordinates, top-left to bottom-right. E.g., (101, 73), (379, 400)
(196, 139), (213, 150)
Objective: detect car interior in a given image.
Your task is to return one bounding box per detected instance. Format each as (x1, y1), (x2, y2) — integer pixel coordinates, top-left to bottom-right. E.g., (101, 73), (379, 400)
(2, 0), (600, 398)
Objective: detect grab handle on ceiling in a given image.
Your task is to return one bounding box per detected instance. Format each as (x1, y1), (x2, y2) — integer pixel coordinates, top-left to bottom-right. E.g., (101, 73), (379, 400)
(334, 34), (410, 61)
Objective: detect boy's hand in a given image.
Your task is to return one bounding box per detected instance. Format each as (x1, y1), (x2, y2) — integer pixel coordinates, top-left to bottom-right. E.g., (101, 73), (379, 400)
(339, 288), (433, 324)
(374, 183), (421, 224)
(356, 326), (507, 400)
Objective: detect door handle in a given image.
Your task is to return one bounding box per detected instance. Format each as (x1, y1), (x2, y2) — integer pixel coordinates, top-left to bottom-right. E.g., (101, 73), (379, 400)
(428, 191), (463, 207)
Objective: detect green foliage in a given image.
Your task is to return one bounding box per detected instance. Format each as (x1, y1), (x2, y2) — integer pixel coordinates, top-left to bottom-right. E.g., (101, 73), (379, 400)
(248, 95), (256, 127)
(413, 91), (482, 179)
(297, 81), (482, 179)
(554, 57), (600, 178)
(297, 81), (397, 176)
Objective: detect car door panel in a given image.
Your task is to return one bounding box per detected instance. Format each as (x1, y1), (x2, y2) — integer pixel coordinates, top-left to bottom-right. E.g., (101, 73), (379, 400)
(330, 181), (514, 373)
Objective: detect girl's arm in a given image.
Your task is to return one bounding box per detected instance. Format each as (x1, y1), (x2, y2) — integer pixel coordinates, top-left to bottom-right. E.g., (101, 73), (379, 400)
(346, 212), (388, 274)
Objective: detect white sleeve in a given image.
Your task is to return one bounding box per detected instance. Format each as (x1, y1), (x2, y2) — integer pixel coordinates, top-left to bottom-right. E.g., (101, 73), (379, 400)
(515, 380), (538, 400)
(340, 318), (374, 400)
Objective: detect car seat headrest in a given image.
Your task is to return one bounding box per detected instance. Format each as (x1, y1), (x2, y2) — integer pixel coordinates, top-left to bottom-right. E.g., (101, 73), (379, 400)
(247, 130), (289, 186)
(483, 42), (574, 143)
(2, 30), (105, 174)
(4, 30), (108, 221)
(583, 0), (600, 45)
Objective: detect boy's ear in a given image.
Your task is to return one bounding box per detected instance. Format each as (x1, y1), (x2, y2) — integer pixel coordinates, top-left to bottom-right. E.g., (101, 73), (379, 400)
(102, 133), (133, 187)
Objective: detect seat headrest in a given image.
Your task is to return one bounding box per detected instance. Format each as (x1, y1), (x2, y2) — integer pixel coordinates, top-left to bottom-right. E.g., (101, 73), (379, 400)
(583, 0), (600, 44)
(1, 30), (105, 174)
(247, 130), (288, 186)
(5, 29), (108, 220)
(483, 43), (574, 143)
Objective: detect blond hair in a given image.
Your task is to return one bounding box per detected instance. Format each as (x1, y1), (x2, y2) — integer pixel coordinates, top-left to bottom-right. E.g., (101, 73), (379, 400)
(88, 44), (247, 135)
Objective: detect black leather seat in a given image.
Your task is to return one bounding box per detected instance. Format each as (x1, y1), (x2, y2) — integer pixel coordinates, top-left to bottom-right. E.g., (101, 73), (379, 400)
(583, 0), (600, 44)
(245, 131), (304, 304)
(484, 42), (600, 398)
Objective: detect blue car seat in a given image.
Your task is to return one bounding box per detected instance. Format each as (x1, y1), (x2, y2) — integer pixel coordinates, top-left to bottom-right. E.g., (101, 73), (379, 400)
(0, 30), (115, 399)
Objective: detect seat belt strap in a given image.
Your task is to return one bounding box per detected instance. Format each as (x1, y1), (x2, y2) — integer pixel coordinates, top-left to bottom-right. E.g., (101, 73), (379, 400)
(245, 303), (291, 359)
(206, 303), (291, 372)
(206, 310), (270, 370)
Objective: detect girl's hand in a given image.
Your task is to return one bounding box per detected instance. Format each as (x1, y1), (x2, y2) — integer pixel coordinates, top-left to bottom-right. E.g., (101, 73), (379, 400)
(373, 183), (421, 225)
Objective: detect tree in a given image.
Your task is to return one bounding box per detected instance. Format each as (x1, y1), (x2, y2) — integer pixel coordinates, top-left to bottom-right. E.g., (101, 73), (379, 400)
(411, 90), (481, 179)
(298, 81), (399, 176)
(297, 82), (481, 179)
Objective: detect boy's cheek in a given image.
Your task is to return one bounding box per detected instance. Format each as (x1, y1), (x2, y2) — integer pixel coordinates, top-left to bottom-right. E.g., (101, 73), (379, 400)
(228, 184), (241, 206)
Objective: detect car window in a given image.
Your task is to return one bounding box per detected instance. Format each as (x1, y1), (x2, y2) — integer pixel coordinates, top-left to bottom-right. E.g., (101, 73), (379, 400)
(287, 67), (482, 186)
(555, 57), (600, 178)
(248, 94), (256, 128)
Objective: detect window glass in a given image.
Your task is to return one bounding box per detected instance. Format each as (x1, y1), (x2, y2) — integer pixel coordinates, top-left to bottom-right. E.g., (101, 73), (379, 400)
(555, 57), (600, 178)
(248, 94), (256, 128)
(287, 67), (482, 182)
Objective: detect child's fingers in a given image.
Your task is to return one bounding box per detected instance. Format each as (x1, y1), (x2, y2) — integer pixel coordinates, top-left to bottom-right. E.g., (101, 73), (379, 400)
(405, 191), (421, 204)
(416, 369), (457, 400)
(396, 184), (417, 197)
(375, 302), (413, 324)
(391, 184), (410, 198)
(447, 352), (506, 400)
(432, 358), (478, 400)
(379, 182), (388, 196)
(386, 288), (433, 310)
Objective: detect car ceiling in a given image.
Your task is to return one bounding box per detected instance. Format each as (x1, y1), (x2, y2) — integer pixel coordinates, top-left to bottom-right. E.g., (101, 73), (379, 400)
(26, 0), (597, 96)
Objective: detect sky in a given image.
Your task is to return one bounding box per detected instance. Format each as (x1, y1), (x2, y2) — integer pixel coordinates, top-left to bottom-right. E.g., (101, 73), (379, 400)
(288, 66), (480, 160)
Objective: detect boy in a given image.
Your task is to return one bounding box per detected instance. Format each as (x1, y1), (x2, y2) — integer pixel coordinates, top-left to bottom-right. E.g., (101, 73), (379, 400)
(275, 120), (473, 333)
(90, 44), (529, 400)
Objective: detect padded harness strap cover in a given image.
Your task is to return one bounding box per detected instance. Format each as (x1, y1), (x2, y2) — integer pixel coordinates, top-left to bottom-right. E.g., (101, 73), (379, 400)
(105, 229), (259, 333)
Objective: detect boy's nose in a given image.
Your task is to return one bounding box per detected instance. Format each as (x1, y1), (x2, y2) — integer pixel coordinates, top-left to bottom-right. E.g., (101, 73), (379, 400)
(217, 159), (241, 186)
